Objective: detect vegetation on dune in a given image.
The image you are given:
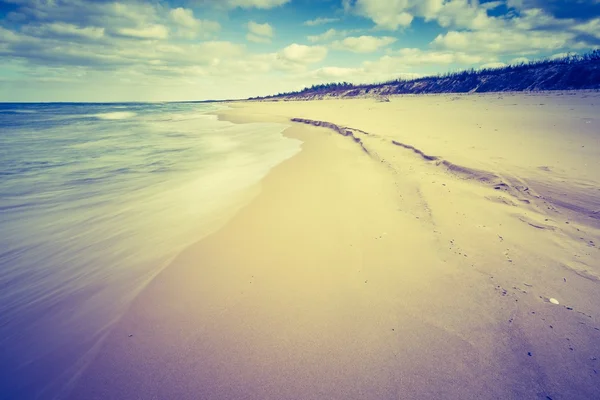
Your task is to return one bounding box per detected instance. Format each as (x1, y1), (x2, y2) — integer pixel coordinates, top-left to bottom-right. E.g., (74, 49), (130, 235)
(250, 50), (600, 100)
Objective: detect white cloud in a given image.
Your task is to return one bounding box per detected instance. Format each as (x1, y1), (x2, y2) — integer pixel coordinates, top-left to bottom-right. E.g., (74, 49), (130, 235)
(310, 66), (360, 79)
(246, 21), (273, 43)
(304, 17), (340, 26)
(22, 22), (105, 40)
(0, 23), (246, 71)
(224, 0), (291, 9)
(506, 0), (525, 8)
(278, 44), (328, 64)
(381, 48), (485, 67)
(116, 25), (169, 40)
(169, 8), (198, 29)
(0, 26), (19, 42)
(511, 8), (566, 30)
(105, 2), (160, 25)
(510, 56), (530, 64)
(348, 0), (600, 54)
(549, 52), (577, 60)
(432, 29), (578, 55)
(247, 21), (274, 37)
(348, 0), (496, 31)
(305, 64), (421, 85)
(480, 1), (504, 10)
(293, 46), (490, 89)
(0, 1), (304, 101)
(169, 8), (220, 38)
(307, 28), (339, 43)
(247, 34), (271, 43)
(6, 1), (161, 36)
(415, 0), (445, 18)
(480, 62), (507, 69)
(424, 6), (593, 60)
(296, 48), (486, 85)
(352, 0), (415, 30)
(377, 12), (414, 30)
(307, 28), (366, 43)
(573, 17), (600, 39)
(506, 0), (600, 16)
(433, 0), (495, 30)
(331, 36), (397, 53)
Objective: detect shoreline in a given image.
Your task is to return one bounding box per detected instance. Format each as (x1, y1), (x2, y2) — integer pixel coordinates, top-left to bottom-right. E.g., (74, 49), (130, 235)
(69, 93), (600, 399)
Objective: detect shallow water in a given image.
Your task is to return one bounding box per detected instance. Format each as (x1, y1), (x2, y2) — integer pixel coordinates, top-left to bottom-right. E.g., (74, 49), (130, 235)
(0, 102), (300, 399)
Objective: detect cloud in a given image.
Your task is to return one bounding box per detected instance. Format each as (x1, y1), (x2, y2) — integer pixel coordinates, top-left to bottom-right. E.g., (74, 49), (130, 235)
(278, 44), (328, 64)
(355, 0), (414, 31)
(116, 25), (169, 40)
(384, 48), (485, 66)
(425, 6), (596, 58)
(5, 0), (160, 29)
(0, 2), (304, 100)
(480, 1), (504, 10)
(307, 28), (339, 43)
(247, 21), (274, 37)
(310, 66), (360, 79)
(507, 0), (600, 19)
(432, 28), (579, 55)
(222, 0), (291, 9)
(331, 36), (397, 53)
(246, 34), (271, 43)
(303, 17), (340, 26)
(548, 51), (577, 59)
(479, 62), (507, 69)
(510, 56), (530, 64)
(346, 0), (600, 56)
(169, 8), (199, 30)
(432, 0), (495, 30)
(169, 8), (220, 38)
(0, 30), (132, 68)
(106, 2), (160, 25)
(348, 0), (496, 31)
(0, 23), (245, 71)
(21, 22), (105, 40)
(573, 18), (600, 39)
(298, 46), (491, 88)
(305, 64), (421, 85)
(307, 28), (368, 43)
(0, 1), (254, 83)
(246, 21), (274, 43)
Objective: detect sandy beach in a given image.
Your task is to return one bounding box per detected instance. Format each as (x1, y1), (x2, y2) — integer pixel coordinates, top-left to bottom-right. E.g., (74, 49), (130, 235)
(69, 92), (600, 399)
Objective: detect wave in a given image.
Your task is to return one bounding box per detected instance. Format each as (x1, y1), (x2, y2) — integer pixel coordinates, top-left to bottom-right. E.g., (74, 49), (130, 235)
(93, 111), (137, 120)
(0, 102), (301, 400)
(0, 109), (38, 114)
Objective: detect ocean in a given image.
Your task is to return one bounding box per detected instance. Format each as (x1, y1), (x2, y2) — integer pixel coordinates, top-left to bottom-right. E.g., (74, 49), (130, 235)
(0, 102), (301, 399)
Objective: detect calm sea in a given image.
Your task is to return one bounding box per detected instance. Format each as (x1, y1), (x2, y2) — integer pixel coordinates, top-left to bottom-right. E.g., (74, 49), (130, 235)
(0, 102), (301, 399)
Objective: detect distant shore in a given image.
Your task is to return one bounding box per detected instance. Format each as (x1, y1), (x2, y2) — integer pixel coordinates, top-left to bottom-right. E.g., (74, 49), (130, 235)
(70, 92), (600, 399)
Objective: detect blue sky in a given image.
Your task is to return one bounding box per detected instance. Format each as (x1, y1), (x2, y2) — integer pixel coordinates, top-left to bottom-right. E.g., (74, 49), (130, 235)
(0, 0), (598, 101)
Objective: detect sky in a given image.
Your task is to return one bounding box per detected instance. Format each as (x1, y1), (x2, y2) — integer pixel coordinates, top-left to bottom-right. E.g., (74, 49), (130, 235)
(0, 0), (599, 102)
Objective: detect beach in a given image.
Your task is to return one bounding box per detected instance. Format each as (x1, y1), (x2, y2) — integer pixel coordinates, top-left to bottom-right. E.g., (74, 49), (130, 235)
(69, 92), (600, 399)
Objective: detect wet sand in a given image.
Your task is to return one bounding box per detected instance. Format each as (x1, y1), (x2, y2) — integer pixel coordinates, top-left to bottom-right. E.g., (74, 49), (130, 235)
(69, 92), (600, 399)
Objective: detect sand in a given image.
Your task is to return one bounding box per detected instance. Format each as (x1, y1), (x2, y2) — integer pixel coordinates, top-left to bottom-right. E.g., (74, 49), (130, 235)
(69, 92), (600, 399)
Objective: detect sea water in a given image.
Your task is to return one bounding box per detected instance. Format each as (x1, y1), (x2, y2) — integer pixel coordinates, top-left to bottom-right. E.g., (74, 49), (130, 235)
(0, 102), (301, 399)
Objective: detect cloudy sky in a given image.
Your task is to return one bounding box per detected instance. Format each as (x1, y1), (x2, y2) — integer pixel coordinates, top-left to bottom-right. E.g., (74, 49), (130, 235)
(1, 0), (598, 102)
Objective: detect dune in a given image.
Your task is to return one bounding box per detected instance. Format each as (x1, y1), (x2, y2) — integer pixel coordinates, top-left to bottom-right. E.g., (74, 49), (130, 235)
(69, 92), (600, 399)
